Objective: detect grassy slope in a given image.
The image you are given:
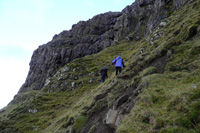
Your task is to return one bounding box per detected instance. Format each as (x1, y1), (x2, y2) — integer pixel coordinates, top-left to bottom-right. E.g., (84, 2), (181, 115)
(117, 0), (200, 132)
(0, 0), (200, 132)
(0, 41), (137, 132)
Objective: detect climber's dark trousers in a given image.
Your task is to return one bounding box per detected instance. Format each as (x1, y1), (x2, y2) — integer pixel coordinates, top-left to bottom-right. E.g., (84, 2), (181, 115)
(101, 75), (106, 82)
(115, 67), (122, 76)
(101, 73), (107, 82)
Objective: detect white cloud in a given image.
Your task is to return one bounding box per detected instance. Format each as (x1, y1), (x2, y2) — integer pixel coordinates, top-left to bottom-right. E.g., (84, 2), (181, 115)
(20, 44), (38, 52)
(0, 45), (32, 109)
(0, 58), (29, 109)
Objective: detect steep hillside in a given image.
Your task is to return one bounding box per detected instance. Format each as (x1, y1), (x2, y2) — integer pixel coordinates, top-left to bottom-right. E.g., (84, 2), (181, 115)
(18, 0), (175, 93)
(1, 0), (200, 133)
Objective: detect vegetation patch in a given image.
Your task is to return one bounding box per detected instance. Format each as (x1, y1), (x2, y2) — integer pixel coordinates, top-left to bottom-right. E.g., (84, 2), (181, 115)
(72, 115), (88, 132)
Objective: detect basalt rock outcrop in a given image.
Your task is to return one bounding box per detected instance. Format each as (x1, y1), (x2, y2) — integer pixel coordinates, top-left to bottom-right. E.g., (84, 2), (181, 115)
(18, 0), (188, 94)
(19, 12), (122, 93)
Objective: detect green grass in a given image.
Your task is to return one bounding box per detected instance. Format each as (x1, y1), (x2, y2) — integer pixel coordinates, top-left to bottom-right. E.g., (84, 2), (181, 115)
(116, 1), (200, 132)
(0, 41), (135, 132)
(117, 72), (200, 133)
(72, 115), (88, 132)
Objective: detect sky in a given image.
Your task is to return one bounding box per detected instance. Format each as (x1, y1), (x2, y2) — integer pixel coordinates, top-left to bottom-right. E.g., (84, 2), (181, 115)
(0, 0), (134, 109)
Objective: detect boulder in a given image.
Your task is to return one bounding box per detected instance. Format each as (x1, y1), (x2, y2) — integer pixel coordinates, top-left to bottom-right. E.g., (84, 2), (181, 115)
(61, 67), (70, 73)
(43, 78), (50, 88)
(29, 109), (37, 113)
(105, 109), (126, 129)
(105, 109), (118, 129)
(160, 22), (167, 27)
(71, 82), (75, 88)
(88, 79), (93, 83)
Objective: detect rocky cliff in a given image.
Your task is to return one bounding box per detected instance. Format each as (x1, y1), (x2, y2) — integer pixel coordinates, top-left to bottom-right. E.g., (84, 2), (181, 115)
(18, 0), (185, 93)
(1, 0), (200, 133)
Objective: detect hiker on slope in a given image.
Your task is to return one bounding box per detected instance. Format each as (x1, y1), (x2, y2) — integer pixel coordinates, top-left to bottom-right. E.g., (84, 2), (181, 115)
(100, 67), (108, 83)
(112, 56), (125, 76)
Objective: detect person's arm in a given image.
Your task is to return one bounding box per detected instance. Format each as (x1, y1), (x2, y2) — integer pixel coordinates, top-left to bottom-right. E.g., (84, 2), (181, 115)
(100, 69), (103, 74)
(112, 59), (116, 65)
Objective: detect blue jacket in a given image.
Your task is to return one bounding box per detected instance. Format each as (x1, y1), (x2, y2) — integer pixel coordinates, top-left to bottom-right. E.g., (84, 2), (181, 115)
(112, 56), (125, 68)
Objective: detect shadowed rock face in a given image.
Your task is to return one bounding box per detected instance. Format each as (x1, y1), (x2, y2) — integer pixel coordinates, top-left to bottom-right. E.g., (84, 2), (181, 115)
(18, 0), (187, 93)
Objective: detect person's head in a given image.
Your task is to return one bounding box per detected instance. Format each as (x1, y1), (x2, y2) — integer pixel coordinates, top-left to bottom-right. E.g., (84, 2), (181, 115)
(116, 56), (121, 59)
(117, 54), (121, 58)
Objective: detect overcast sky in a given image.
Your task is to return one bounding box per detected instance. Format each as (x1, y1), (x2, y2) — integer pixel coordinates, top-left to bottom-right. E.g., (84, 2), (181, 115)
(0, 0), (134, 109)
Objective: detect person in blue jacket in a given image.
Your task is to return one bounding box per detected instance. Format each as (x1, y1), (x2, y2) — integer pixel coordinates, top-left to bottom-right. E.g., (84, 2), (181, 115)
(112, 56), (125, 76)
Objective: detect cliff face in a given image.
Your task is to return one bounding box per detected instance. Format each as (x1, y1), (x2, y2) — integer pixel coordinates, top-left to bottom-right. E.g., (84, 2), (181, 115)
(19, 0), (186, 93)
(19, 12), (122, 93)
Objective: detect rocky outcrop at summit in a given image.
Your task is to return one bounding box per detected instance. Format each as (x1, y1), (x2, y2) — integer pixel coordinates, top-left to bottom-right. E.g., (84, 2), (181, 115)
(18, 0), (188, 93)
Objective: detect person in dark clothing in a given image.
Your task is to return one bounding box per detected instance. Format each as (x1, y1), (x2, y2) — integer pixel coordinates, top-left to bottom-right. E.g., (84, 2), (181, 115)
(112, 56), (125, 76)
(100, 67), (108, 83)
